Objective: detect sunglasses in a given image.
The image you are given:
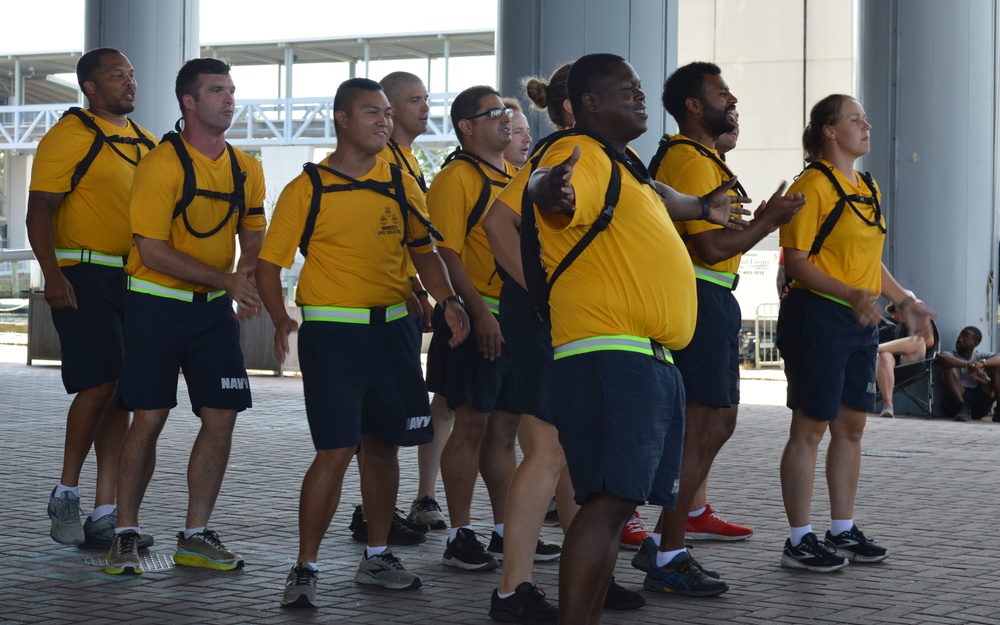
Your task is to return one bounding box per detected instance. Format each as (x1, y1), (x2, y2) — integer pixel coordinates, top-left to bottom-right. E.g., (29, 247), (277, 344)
(466, 107), (513, 121)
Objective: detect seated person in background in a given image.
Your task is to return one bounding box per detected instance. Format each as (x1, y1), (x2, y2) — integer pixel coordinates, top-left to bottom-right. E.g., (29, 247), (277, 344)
(936, 326), (1000, 422)
(876, 302), (934, 418)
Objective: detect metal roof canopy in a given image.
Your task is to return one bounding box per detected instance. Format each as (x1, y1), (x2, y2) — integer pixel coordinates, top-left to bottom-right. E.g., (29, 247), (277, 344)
(201, 29), (495, 67)
(1, 51), (81, 104)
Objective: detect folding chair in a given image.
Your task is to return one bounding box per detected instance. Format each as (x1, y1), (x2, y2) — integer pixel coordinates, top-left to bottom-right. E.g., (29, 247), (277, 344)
(875, 317), (940, 417)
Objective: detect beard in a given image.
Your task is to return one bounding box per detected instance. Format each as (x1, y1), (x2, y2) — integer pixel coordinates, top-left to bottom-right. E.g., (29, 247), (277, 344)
(701, 100), (736, 138)
(92, 84), (135, 116)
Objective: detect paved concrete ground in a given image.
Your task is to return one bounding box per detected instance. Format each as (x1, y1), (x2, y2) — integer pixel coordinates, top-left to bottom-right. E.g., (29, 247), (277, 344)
(2, 348), (999, 624)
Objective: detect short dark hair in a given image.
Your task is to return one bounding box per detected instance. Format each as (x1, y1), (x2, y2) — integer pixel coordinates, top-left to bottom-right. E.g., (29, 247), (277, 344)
(379, 71), (422, 104)
(450, 85), (501, 145)
(566, 53), (625, 118)
(76, 47), (123, 92)
(175, 58), (232, 112)
(802, 94), (854, 162)
(960, 326), (984, 344)
(334, 77), (383, 112)
(662, 61), (721, 125)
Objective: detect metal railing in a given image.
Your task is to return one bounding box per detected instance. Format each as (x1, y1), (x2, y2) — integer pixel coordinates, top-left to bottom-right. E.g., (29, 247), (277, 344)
(754, 302), (783, 368)
(0, 249), (35, 297)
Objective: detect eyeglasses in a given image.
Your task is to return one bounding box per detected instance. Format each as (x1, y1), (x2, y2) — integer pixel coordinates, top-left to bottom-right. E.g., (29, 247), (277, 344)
(466, 107), (513, 121)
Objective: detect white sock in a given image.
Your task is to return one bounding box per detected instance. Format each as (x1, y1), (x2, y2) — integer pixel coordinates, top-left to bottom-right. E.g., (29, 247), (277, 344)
(789, 525), (812, 547)
(90, 504), (116, 521)
(494, 523), (504, 538)
(655, 547), (686, 568)
(497, 587), (515, 599)
(366, 545), (387, 558)
(689, 506), (707, 518)
(304, 562), (318, 571)
(650, 532), (662, 547)
(449, 525), (473, 542)
(830, 519), (854, 536)
(115, 526), (140, 535)
(184, 526), (207, 539)
(54, 484), (80, 498)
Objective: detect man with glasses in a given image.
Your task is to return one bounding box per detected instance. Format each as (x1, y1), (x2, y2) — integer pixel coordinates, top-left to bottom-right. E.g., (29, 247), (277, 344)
(426, 86), (522, 571)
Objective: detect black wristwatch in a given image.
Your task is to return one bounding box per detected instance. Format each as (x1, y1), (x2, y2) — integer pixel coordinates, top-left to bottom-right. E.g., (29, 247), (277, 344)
(441, 294), (464, 310)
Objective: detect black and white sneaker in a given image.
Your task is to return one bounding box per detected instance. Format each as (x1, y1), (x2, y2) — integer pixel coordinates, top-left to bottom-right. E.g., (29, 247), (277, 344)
(824, 525), (889, 563)
(489, 582), (558, 624)
(780, 532), (849, 572)
(443, 528), (499, 571)
(487, 531), (561, 562)
(281, 563), (318, 608)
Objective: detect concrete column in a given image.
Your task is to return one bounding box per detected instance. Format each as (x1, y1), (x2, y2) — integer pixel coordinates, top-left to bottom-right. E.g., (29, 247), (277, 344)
(859, 0), (998, 348)
(497, 0), (677, 159)
(4, 154), (32, 251)
(85, 0), (200, 137)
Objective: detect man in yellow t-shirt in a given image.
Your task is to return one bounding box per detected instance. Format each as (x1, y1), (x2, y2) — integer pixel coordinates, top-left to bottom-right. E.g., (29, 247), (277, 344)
(426, 85), (520, 571)
(526, 53), (747, 624)
(641, 62), (804, 595)
(26, 47), (156, 550)
(258, 78), (468, 607)
(107, 58), (266, 577)
(377, 71), (449, 531)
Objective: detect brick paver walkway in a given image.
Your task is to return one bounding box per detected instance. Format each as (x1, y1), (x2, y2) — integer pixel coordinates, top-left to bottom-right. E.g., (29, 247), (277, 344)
(2, 349), (998, 624)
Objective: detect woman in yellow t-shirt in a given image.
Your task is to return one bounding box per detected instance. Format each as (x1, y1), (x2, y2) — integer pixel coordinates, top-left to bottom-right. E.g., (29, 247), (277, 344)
(776, 94), (935, 573)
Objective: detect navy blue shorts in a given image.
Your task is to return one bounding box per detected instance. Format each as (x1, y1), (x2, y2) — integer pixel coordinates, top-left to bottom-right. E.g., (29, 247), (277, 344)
(776, 289), (877, 421)
(118, 291), (251, 415)
(498, 280), (553, 420)
(671, 279), (741, 407)
(50, 263), (126, 393)
(298, 318), (432, 450)
(542, 349), (686, 508)
(425, 304), (520, 414)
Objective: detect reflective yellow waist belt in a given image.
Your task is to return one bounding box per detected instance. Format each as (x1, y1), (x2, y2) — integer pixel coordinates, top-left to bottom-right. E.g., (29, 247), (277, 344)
(55, 248), (127, 268)
(553, 334), (673, 363)
(482, 296), (500, 315)
(127, 277), (226, 303)
(694, 265), (739, 291)
(301, 301), (408, 325)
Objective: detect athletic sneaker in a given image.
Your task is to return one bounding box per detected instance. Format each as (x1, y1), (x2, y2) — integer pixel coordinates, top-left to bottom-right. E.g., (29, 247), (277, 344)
(604, 577), (645, 610)
(48, 491), (85, 546)
(350, 505), (427, 545)
(642, 550), (729, 597)
(824, 525), (889, 563)
(630, 538), (719, 578)
(880, 406), (895, 418)
(489, 582), (558, 624)
(355, 549), (422, 589)
(173, 529), (245, 570)
(83, 511), (154, 549)
(487, 531), (562, 562)
(780, 532), (849, 572)
(409, 496), (447, 530)
(685, 504), (753, 541)
(281, 563), (318, 608)
(443, 528), (499, 571)
(104, 530), (143, 575)
(619, 510), (650, 549)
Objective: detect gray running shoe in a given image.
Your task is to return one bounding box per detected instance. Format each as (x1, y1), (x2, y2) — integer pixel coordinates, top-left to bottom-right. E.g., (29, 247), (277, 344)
(409, 496), (447, 530)
(105, 530), (143, 575)
(354, 549), (422, 590)
(281, 563), (319, 608)
(173, 529), (245, 571)
(83, 511), (154, 549)
(48, 491), (85, 546)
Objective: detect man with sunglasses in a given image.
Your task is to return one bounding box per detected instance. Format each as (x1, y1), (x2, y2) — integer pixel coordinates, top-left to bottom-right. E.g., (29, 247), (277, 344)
(426, 86), (523, 571)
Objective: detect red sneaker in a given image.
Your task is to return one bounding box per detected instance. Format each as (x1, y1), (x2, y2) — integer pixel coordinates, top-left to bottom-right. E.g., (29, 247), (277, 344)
(619, 510), (650, 549)
(685, 504), (753, 541)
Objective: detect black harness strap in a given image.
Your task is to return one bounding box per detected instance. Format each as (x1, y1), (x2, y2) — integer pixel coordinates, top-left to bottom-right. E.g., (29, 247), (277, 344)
(298, 161), (442, 258)
(442, 148), (512, 237)
(62, 107), (156, 191)
(648, 134), (748, 198)
(161, 131), (250, 239)
(803, 161), (884, 257)
(519, 128), (652, 324)
(386, 138), (428, 193)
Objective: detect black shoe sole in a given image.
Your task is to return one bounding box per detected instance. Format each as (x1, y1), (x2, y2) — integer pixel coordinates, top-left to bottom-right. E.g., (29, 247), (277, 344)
(281, 595), (318, 609)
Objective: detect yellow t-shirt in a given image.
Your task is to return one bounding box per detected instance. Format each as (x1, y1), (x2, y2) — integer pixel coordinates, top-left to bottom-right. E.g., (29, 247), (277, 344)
(259, 159), (435, 308)
(30, 109), (156, 263)
(495, 163), (530, 217)
(427, 153), (514, 300)
(780, 159), (885, 295)
(126, 135), (266, 292)
(655, 134), (741, 274)
(535, 135), (696, 350)
(378, 140), (427, 192)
